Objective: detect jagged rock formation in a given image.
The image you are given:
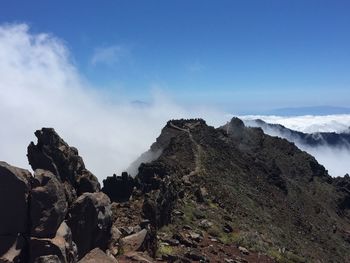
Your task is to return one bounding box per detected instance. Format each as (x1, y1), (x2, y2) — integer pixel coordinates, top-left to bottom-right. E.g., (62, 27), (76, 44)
(1, 119), (350, 262)
(27, 128), (100, 196)
(0, 128), (111, 263)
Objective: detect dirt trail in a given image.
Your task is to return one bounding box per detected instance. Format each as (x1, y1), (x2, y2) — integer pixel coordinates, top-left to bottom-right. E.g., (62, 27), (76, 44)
(169, 121), (203, 176)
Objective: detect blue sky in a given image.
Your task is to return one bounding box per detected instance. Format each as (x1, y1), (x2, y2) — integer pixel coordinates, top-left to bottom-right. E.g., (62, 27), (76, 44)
(1, 0), (349, 113)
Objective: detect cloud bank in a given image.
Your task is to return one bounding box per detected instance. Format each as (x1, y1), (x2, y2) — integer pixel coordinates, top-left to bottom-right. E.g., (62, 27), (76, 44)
(0, 23), (227, 182)
(240, 115), (350, 133)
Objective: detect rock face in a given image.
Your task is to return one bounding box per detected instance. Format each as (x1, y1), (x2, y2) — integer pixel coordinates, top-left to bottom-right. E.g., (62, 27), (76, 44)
(0, 162), (31, 262)
(0, 162), (32, 236)
(27, 128), (100, 195)
(102, 172), (134, 202)
(67, 192), (112, 259)
(30, 169), (68, 238)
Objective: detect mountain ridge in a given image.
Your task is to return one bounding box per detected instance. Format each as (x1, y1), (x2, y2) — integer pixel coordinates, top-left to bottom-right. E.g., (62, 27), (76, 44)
(1, 117), (350, 262)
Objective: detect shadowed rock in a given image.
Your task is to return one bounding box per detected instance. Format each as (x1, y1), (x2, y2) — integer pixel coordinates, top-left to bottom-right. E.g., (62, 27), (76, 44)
(0, 235), (26, 263)
(29, 221), (77, 263)
(102, 172), (134, 202)
(30, 169), (68, 238)
(67, 192), (112, 259)
(27, 128), (100, 195)
(0, 161), (32, 235)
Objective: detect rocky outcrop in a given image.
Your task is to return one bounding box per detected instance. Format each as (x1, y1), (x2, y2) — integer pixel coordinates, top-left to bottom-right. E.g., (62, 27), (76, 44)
(30, 169), (68, 238)
(27, 128), (100, 195)
(102, 172), (134, 202)
(67, 192), (112, 259)
(1, 128), (113, 263)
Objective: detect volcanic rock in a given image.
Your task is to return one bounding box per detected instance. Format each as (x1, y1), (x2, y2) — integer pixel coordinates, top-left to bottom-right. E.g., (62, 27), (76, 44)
(0, 235), (26, 263)
(30, 169), (68, 238)
(27, 128), (100, 194)
(0, 161), (32, 235)
(120, 229), (148, 253)
(67, 192), (112, 259)
(77, 248), (117, 263)
(29, 221), (77, 263)
(102, 172), (134, 202)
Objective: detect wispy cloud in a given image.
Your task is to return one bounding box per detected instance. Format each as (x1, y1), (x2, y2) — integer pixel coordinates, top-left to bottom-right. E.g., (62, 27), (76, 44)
(0, 23), (226, 181)
(90, 45), (129, 66)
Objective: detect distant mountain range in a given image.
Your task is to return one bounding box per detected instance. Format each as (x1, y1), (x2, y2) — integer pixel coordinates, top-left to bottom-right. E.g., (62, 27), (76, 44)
(244, 118), (350, 149)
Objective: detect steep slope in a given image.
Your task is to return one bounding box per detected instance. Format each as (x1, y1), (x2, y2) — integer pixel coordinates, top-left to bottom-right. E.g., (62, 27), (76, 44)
(129, 118), (350, 262)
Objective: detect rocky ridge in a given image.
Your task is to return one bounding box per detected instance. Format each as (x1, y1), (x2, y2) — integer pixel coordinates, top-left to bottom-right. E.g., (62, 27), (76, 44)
(1, 118), (350, 262)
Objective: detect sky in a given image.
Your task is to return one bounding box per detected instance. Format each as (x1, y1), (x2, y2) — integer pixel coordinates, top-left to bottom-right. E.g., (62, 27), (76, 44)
(0, 1), (349, 179)
(1, 0), (349, 113)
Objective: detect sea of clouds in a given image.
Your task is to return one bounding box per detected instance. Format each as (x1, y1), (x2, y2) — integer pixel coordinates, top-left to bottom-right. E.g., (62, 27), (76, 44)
(1, 23), (348, 181)
(241, 115), (350, 177)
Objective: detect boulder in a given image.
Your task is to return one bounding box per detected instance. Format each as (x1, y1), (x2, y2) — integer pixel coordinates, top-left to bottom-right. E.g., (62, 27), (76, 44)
(76, 170), (100, 196)
(120, 229), (148, 254)
(0, 235), (26, 263)
(102, 172), (134, 202)
(0, 161), (31, 235)
(29, 221), (77, 263)
(123, 251), (155, 263)
(30, 169), (68, 238)
(27, 128), (100, 194)
(67, 192), (112, 259)
(77, 248), (117, 263)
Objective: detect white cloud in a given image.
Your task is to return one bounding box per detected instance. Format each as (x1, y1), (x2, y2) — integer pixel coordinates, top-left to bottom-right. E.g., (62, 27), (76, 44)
(240, 114), (350, 133)
(90, 45), (129, 66)
(0, 23), (227, 182)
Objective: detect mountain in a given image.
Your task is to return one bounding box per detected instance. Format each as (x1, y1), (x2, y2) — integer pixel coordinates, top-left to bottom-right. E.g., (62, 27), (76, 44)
(1, 118), (350, 263)
(243, 118), (350, 149)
